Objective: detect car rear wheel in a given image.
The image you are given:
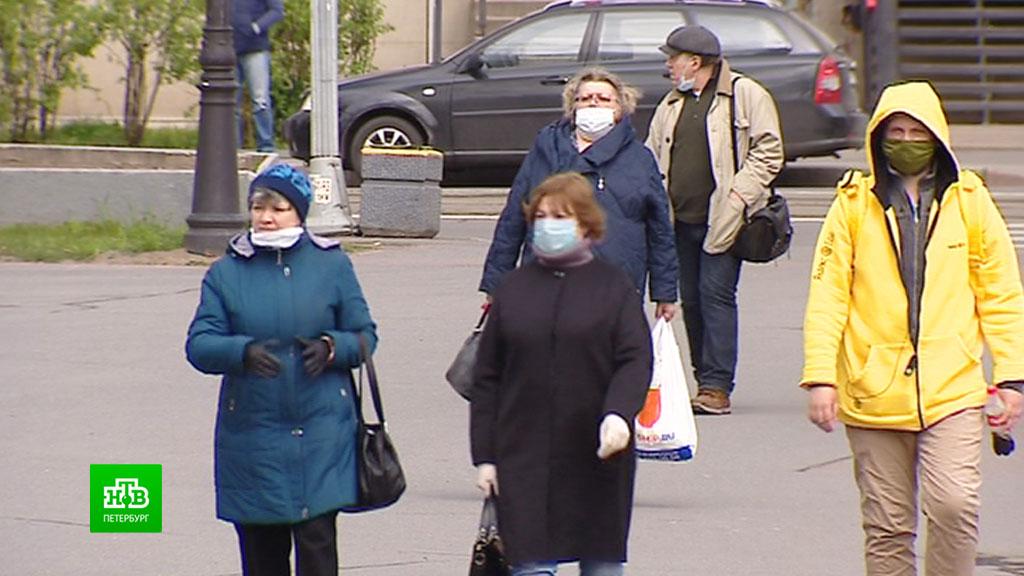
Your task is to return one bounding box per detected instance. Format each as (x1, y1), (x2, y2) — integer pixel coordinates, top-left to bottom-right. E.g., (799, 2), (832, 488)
(348, 115), (424, 183)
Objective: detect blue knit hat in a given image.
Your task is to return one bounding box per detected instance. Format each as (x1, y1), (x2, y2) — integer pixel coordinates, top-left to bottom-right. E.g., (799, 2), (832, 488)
(249, 164), (313, 222)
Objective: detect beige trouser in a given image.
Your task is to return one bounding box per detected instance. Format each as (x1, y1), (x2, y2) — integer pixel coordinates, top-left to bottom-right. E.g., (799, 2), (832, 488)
(845, 409), (984, 576)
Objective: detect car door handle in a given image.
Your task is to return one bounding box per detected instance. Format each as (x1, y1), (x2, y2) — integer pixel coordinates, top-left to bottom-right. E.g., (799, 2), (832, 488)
(540, 76), (569, 86)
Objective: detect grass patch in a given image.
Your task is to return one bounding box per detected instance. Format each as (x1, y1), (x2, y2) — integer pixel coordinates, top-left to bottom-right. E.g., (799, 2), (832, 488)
(0, 218), (185, 262)
(8, 121), (201, 149)
(10, 120), (284, 150)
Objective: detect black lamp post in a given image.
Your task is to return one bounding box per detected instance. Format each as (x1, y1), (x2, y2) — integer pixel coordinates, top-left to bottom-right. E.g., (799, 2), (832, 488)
(185, 0), (246, 255)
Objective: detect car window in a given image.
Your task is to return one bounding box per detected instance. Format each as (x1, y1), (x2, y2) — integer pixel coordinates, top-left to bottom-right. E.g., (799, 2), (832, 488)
(480, 13), (591, 69)
(692, 9), (793, 54)
(596, 10), (688, 62)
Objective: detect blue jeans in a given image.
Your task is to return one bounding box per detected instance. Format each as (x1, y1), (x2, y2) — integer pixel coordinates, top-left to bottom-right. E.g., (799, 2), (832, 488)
(511, 560), (624, 576)
(236, 50), (276, 152)
(675, 221), (742, 394)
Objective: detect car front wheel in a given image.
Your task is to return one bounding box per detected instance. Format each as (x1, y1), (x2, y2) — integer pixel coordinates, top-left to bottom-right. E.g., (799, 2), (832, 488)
(348, 115), (424, 183)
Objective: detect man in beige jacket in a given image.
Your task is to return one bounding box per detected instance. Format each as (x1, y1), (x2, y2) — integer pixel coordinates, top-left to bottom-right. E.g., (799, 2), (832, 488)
(645, 25), (783, 414)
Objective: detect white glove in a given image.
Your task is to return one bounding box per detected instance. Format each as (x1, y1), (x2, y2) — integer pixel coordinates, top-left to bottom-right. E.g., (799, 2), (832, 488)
(597, 414), (631, 460)
(476, 463), (498, 496)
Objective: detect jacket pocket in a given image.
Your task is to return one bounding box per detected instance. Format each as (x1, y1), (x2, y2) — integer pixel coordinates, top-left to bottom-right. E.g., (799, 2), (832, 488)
(846, 342), (913, 399)
(918, 334), (981, 404)
(705, 190), (747, 253)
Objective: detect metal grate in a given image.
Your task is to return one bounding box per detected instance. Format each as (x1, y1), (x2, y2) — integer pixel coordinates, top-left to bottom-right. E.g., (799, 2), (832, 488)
(898, 0), (1024, 123)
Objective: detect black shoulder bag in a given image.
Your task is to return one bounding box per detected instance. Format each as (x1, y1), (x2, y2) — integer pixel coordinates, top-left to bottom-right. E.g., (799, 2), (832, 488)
(729, 76), (792, 263)
(340, 335), (406, 513)
(445, 304), (490, 401)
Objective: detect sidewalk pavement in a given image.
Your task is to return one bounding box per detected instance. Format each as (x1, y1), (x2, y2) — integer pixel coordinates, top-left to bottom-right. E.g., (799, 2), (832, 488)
(2, 219), (1023, 576)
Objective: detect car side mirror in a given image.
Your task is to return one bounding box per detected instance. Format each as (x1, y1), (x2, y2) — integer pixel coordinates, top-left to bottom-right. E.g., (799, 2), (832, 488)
(458, 53), (488, 79)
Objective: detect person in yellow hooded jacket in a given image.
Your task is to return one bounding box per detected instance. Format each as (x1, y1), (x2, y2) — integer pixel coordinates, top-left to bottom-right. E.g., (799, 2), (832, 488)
(801, 80), (1024, 576)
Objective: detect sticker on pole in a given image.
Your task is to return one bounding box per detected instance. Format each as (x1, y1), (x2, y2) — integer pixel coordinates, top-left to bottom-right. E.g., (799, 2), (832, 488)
(311, 175), (333, 205)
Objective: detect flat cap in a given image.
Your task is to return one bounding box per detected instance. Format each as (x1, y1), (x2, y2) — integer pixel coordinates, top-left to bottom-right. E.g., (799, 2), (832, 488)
(659, 25), (721, 57)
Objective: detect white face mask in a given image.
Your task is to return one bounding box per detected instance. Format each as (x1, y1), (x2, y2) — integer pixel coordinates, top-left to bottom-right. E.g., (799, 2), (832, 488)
(574, 107), (616, 141)
(250, 226), (304, 249)
(676, 75), (695, 93)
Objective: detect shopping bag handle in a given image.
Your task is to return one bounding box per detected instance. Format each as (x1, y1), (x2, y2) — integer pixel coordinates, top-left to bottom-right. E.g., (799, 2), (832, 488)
(474, 302), (491, 332)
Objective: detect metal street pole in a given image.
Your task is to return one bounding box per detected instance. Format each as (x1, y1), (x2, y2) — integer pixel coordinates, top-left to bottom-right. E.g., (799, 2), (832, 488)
(476, 0), (486, 39)
(862, 0), (899, 110)
(186, 0), (246, 255)
(307, 0), (356, 235)
(429, 0), (443, 64)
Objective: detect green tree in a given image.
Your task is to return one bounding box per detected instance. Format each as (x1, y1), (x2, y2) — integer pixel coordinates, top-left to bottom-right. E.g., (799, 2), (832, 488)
(99, 0), (203, 146)
(271, 0), (392, 128)
(0, 0), (104, 141)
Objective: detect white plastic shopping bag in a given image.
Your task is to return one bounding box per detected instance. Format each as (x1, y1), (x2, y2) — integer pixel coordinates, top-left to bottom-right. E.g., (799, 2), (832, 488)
(635, 318), (697, 461)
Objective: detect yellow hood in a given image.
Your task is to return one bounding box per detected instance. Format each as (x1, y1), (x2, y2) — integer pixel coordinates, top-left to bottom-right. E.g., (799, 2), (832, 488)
(866, 81), (959, 175)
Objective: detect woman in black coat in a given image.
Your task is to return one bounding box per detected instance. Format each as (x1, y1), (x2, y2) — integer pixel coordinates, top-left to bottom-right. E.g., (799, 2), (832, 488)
(470, 172), (654, 576)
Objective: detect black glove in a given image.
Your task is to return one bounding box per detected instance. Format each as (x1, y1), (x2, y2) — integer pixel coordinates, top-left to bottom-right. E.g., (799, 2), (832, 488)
(243, 341), (282, 378)
(297, 336), (331, 377)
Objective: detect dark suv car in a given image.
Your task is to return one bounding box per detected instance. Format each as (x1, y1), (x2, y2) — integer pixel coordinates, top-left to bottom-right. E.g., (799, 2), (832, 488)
(284, 0), (865, 184)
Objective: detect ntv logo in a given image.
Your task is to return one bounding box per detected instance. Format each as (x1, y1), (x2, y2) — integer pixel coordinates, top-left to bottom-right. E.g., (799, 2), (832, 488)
(103, 478), (150, 509)
(90, 464), (161, 532)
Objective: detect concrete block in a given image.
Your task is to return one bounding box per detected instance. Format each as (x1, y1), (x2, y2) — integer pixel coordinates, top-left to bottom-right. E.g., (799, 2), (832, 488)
(358, 181), (441, 238)
(358, 147), (444, 238)
(360, 148), (443, 182)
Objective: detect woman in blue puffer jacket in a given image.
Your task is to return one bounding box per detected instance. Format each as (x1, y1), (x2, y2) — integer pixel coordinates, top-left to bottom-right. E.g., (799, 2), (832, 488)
(186, 163), (377, 576)
(480, 68), (679, 319)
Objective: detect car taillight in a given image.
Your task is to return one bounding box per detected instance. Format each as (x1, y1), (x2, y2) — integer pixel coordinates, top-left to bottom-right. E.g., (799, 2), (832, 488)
(815, 56), (843, 105)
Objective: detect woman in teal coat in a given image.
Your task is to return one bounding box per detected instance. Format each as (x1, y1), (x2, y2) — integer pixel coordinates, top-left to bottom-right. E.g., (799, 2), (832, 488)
(186, 163), (377, 576)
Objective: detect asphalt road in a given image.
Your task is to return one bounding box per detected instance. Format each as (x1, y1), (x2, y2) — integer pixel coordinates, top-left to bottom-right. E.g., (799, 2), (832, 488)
(1, 219), (1022, 576)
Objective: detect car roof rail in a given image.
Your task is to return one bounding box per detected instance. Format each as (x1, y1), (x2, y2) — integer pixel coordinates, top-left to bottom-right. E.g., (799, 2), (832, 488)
(544, 0), (573, 9)
(560, 0), (781, 7)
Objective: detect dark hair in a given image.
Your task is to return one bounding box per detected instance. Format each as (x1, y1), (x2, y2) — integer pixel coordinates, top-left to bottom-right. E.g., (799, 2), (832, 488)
(522, 172), (606, 240)
(697, 54), (721, 69)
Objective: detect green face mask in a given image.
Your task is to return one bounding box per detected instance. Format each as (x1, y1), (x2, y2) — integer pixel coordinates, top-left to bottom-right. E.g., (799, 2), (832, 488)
(882, 139), (936, 176)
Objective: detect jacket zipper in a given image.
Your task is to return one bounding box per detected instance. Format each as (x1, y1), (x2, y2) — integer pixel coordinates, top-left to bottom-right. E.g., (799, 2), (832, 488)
(913, 197), (941, 429)
(884, 205), (926, 429)
(884, 195), (937, 426)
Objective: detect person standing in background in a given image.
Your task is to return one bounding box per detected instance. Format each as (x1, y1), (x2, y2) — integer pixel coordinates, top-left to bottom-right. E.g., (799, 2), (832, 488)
(232, 0), (284, 153)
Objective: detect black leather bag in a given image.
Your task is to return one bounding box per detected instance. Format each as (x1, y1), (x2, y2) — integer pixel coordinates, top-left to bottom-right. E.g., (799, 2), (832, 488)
(731, 190), (792, 263)
(445, 305), (490, 401)
(340, 336), (406, 513)
(728, 76), (792, 263)
(469, 496), (510, 576)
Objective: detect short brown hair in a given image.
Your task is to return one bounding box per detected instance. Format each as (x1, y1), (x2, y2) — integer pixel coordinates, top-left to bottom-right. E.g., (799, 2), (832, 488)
(562, 67), (640, 118)
(522, 172), (606, 240)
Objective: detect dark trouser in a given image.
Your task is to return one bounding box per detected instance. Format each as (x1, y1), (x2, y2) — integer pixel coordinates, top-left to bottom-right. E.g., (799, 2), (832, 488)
(674, 221), (742, 394)
(234, 511), (338, 576)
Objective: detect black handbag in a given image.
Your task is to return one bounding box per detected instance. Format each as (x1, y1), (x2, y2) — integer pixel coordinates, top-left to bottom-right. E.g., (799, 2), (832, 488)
(728, 76), (792, 263)
(469, 496), (510, 576)
(445, 304), (490, 401)
(731, 190), (792, 263)
(340, 335), (406, 513)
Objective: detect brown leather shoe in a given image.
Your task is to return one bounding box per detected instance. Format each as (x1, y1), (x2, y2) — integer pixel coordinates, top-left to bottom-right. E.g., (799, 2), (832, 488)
(692, 387), (731, 415)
